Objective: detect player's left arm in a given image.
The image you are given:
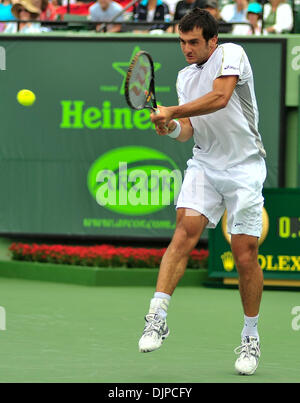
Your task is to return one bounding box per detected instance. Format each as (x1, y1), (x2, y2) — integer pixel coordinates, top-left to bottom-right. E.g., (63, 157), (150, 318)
(154, 115), (194, 142)
(151, 75), (238, 125)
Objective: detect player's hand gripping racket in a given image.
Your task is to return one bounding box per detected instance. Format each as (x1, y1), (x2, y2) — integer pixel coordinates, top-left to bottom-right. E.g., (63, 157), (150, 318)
(125, 50), (159, 113)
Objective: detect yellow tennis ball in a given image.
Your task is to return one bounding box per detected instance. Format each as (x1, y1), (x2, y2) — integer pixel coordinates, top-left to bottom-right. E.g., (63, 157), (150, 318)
(17, 89), (36, 106)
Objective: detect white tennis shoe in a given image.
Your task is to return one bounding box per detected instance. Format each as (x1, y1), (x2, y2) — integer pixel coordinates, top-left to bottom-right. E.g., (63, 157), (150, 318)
(138, 313), (169, 353)
(234, 336), (261, 375)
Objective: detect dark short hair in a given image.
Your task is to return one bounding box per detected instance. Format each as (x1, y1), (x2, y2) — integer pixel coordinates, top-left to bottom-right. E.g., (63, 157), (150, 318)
(178, 8), (219, 42)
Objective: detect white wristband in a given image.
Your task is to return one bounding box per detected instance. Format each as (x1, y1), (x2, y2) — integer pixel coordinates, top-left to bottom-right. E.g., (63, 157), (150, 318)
(167, 120), (181, 139)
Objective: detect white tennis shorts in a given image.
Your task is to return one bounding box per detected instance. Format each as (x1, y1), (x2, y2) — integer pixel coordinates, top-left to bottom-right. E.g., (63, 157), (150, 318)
(176, 155), (267, 237)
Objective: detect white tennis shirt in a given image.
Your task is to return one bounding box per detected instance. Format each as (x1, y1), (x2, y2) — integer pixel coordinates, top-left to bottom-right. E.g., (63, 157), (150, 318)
(176, 43), (266, 170)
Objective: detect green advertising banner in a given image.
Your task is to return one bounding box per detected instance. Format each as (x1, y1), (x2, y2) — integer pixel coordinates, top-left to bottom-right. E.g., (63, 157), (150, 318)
(0, 35), (285, 239)
(286, 35), (300, 106)
(208, 188), (300, 284)
(298, 77), (300, 186)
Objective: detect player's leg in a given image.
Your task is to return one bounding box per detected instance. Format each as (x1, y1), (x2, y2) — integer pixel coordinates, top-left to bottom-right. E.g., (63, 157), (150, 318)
(231, 234), (263, 318)
(224, 156), (266, 375)
(156, 208), (208, 295)
(138, 208), (208, 353)
(138, 158), (224, 353)
(231, 234), (262, 375)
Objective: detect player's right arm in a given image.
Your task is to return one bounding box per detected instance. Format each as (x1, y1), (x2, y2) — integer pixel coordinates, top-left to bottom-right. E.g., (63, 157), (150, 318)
(175, 118), (194, 142)
(153, 111), (194, 143)
(169, 117), (194, 142)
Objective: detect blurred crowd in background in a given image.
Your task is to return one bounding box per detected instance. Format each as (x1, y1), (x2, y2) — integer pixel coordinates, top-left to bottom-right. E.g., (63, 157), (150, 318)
(0, 0), (297, 35)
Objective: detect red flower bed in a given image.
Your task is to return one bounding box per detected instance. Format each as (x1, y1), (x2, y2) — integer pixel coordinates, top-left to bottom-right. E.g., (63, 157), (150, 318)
(9, 243), (209, 269)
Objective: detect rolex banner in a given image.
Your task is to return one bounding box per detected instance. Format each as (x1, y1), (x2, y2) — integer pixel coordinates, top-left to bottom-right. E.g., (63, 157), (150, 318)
(209, 188), (300, 282)
(0, 35), (285, 239)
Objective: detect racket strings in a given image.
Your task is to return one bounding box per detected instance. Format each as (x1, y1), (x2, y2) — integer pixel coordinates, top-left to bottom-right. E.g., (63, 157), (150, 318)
(126, 54), (153, 110)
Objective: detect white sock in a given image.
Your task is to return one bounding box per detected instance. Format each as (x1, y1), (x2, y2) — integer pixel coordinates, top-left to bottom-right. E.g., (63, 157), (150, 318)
(241, 314), (259, 340)
(154, 292), (171, 301)
(148, 292), (171, 320)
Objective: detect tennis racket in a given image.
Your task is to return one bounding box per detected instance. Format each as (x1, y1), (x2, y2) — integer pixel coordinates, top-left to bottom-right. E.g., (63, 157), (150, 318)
(125, 50), (158, 112)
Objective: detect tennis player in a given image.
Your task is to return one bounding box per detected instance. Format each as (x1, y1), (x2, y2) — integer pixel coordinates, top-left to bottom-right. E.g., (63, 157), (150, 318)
(138, 8), (266, 376)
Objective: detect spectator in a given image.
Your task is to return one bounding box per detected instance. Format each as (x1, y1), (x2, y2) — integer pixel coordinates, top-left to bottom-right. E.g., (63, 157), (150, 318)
(89, 0), (124, 32)
(263, 0), (293, 34)
(36, 0), (57, 21)
(163, 0), (179, 16)
(247, 2), (262, 34)
(203, 0), (233, 33)
(0, 0), (16, 31)
(231, 1), (263, 35)
(133, 0), (171, 33)
(173, 0), (206, 22)
(220, 0), (249, 23)
(4, 0), (43, 32)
